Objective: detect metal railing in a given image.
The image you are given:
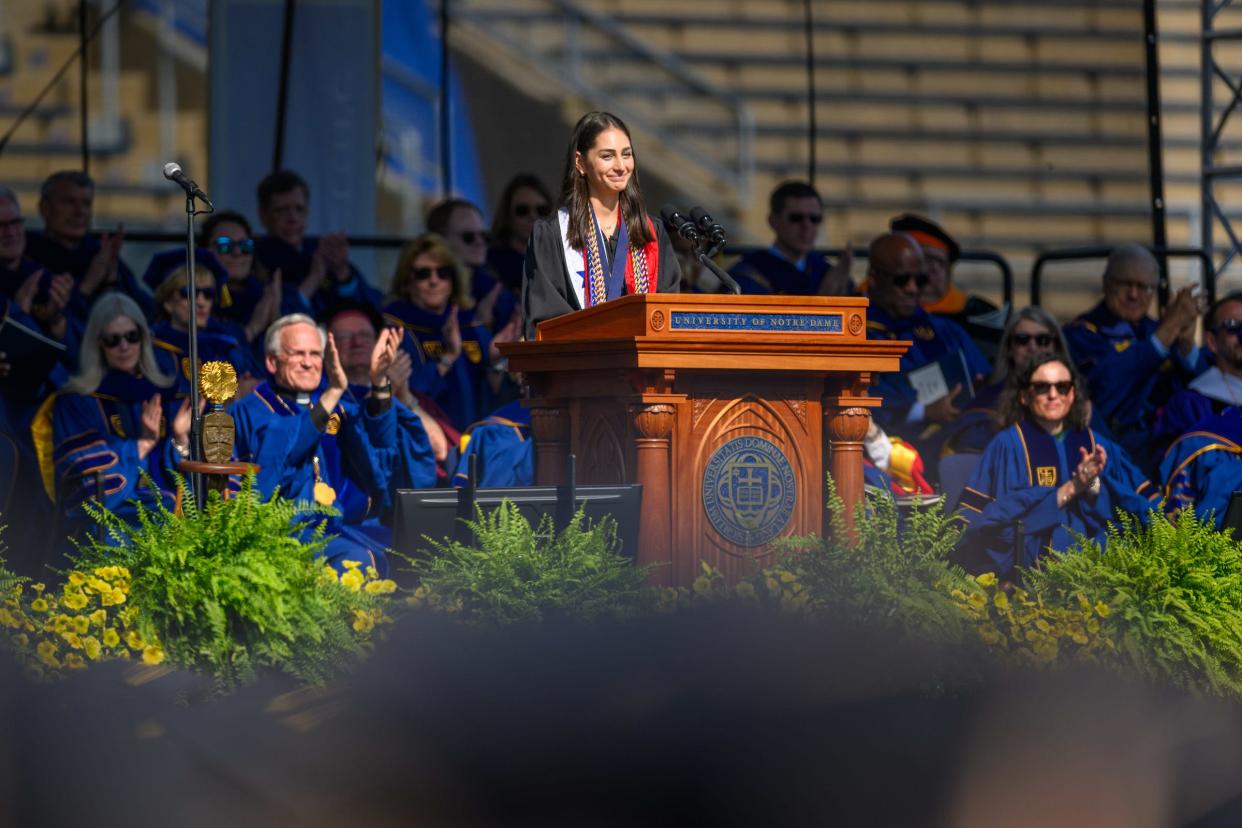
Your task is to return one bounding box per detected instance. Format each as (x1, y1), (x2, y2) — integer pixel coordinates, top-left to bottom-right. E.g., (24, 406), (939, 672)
(448, 0), (754, 202)
(1029, 245), (1215, 308)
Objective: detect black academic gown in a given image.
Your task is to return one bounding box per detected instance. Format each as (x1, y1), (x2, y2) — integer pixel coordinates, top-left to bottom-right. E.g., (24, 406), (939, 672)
(521, 213), (681, 340)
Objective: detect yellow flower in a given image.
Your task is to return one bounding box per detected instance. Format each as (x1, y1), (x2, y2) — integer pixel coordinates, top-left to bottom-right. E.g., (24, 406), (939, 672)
(967, 592), (987, 610)
(1094, 601), (1110, 618)
(12, 633), (29, 648)
(0, 608), (20, 628)
(31, 583), (45, 594)
(975, 572), (998, 587)
(141, 645), (165, 666)
(65, 653), (86, 670)
(52, 614), (73, 634)
(320, 565), (339, 582)
(102, 628), (121, 648)
(407, 584), (431, 608)
(108, 588), (126, 606)
(341, 560), (363, 570)
(352, 609), (375, 633)
(340, 569), (365, 593)
(72, 616), (90, 635)
(36, 641), (60, 668)
(61, 591), (88, 610)
(692, 575), (713, 595)
(29, 598), (49, 614)
(365, 565), (379, 580)
(364, 579), (398, 595)
(777, 570), (797, 584)
(83, 636), (102, 660)
(950, 589), (967, 602)
(125, 630), (145, 650)
(993, 592), (1010, 611)
(89, 609), (107, 627)
(61, 631), (82, 649)
(67, 572), (86, 587)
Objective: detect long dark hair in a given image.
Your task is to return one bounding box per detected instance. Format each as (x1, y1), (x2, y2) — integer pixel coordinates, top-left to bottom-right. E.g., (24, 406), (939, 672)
(559, 111), (654, 251)
(995, 354), (1090, 431)
(492, 173), (552, 248)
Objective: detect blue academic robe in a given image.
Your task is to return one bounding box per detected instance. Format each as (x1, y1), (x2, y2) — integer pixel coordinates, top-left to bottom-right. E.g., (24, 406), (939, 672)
(728, 248), (843, 296)
(383, 300), (495, 432)
(487, 245), (525, 293)
(0, 256), (42, 300)
(957, 420), (1158, 574)
(866, 299), (992, 454)
(470, 265), (517, 331)
(44, 371), (181, 534)
(24, 231), (152, 320)
(1158, 414), (1242, 528)
(151, 320), (260, 400)
(452, 400), (534, 488)
(230, 381), (434, 575)
(1064, 301), (1207, 473)
(1155, 381), (1241, 445)
(253, 235), (383, 317)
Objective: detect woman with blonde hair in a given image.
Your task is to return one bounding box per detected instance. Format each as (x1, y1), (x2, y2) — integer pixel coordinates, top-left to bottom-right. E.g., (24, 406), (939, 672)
(384, 233), (516, 430)
(38, 292), (191, 534)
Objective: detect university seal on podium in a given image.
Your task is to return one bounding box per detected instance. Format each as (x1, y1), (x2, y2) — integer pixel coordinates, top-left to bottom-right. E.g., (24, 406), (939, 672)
(702, 436), (796, 547)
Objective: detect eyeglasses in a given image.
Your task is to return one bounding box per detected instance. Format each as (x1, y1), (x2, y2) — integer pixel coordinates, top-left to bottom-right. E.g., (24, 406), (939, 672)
(100, 329), (141, 349)
(214, 236), (255, 255)
(413, 265), (456, 283)
(1012, 332), (1054, 347)
(456, 230), (487, 245)
(1214, 319), (1242, 333)
(1107, 278), (1155, 295)
(890, 271), (930, 290)
(179, 286), (217, 302)
(1028, 380), (1075, 397)
(784, 212), (823, 225)
(513, 203), (551, 218)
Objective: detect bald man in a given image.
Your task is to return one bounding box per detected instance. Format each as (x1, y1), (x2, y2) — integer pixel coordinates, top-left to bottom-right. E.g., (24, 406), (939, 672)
(866, 233), (990, 459)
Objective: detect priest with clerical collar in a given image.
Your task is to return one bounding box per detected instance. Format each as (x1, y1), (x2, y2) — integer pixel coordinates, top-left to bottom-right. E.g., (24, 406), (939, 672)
(230, 313), (430, 575)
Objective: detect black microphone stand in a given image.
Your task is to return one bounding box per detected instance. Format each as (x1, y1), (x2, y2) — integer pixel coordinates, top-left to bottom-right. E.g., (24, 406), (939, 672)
(698, 240), (742, 294)
(182, 191), (213, 509)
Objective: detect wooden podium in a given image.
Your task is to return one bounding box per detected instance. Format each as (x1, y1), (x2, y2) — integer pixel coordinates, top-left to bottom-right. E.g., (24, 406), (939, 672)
(501, 295), (908, 586)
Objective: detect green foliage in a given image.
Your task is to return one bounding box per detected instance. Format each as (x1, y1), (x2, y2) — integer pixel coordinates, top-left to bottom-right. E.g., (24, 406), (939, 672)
(765, 478), (977, 644)
(411, 501), (657, 625)
(73, 473), (397, 692)
(1024, 508), (1242, 698)
(0, 522), (24, 595)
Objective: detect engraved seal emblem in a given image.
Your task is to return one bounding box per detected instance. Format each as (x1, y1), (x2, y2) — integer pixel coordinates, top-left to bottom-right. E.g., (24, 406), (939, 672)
(848, 313), (863, 335)
(651, 310), (666, 331)
(702, 436), (796, 547)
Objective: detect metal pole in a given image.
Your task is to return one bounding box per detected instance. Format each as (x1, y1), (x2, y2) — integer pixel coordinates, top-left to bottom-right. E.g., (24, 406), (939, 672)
(1202, 0), (1215, 274)
(185, 195), (203, 507)
(78, 0), (89, 174)
(803, 0), (816, 185)
(272, 0), (297, 172)
(439, 0), (452, 196)
(1143, 0), (1170, 305)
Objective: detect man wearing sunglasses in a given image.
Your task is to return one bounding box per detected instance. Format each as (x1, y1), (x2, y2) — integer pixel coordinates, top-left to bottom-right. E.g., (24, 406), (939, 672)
(1064, 243), (1206, 474)
(729, 180), (853, 297)
(866, 233), (991, 465)
(426, 198), (516, 331)
(253, 170), (383, 317)
(1157, 291), (1242, 527)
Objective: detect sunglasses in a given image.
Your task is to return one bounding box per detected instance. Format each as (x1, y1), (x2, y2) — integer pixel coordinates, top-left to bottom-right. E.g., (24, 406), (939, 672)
(413, 265), (456, 283)
(457, 230), (487, 245)
(179, 286), (217, 302)
(1012, 332), (1054, 347)
(785, 212), (823, 225)
(100, 329), (141, 349)
(214, 236), (255, 255)
(890, 271), (930, 290)
(513, 203), (551, 218)
(1028, 380), (1075, 397)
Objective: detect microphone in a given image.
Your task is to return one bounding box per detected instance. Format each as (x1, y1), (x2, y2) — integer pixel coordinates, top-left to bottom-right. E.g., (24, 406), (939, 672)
(163, 162), (213, 209)
(689, 206), (727, 247)
(659, 203), (700, 242)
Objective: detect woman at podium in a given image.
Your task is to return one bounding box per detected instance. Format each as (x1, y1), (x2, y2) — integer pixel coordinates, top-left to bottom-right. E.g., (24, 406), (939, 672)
(522, 111), (681, 338)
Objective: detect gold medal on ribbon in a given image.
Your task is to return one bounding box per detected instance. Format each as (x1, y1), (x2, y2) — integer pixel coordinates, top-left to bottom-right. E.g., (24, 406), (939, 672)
(312, 456), (336, 505)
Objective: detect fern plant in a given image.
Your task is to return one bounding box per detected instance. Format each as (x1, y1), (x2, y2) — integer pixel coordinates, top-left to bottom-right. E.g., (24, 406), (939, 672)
(0, 522), (24, 596)
(73, 473), (398, 692)
(767, 479), (977, 645)
(411, 501), (658, 625)
(1024, 507), (1242, 698)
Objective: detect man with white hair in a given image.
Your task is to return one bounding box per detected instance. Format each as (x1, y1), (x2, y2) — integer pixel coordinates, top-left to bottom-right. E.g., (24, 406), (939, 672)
(1063, 243), (1206, 473)
(229, 313), (435, 574)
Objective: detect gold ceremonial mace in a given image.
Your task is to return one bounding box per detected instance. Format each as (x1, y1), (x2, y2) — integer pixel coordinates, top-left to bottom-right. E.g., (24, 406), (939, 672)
(199, 361), (239, 497)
